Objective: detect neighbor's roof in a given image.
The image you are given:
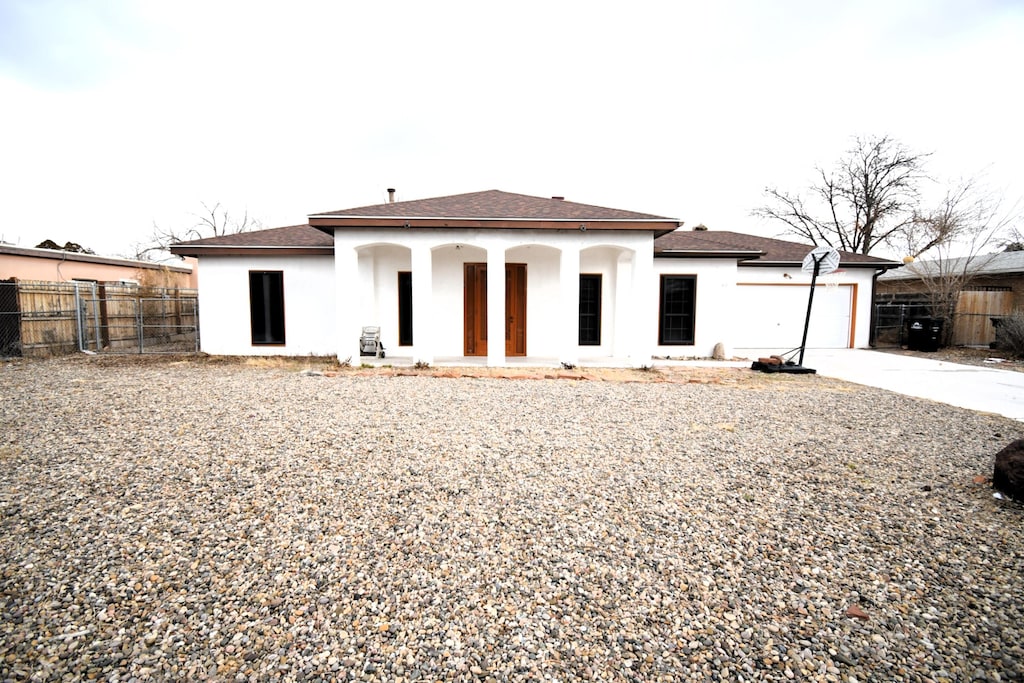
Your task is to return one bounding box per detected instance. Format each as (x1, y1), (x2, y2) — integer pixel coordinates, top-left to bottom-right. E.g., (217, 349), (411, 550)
(654, 230), (903, 268)
(170, 224), (333, 257)
(308, 190), (682, 235)
(881, 250), (1024, 280)
(1, 243), (193, 272)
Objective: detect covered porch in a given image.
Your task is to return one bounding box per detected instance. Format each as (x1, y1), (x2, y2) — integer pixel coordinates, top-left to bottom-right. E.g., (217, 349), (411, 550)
(334, 230), (656, 368)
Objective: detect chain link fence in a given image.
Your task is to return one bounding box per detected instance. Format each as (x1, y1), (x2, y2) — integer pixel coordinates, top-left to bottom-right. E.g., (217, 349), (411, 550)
(0, 280), (199, 357)
(0, 279), (20, 356)
(874, 301), (932, 347)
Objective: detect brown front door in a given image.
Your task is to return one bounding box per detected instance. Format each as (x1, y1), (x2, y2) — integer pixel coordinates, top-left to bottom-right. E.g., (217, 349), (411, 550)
(464, 263), (527, 356)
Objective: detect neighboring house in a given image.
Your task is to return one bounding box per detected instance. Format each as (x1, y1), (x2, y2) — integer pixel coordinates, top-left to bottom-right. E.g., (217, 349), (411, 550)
(0, 244), (197, 289)
(877, 251), (1024, 345)
(878, 251), (1024, 310)
(170, 190), (901, 366)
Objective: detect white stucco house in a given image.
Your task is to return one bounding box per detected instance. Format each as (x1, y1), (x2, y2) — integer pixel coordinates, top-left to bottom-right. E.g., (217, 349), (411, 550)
(170, 190), (901, 366)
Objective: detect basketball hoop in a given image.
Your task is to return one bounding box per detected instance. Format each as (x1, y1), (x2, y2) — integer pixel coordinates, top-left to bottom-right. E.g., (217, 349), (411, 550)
(802, 246), (841, 276)
(796, 246), (841, 367)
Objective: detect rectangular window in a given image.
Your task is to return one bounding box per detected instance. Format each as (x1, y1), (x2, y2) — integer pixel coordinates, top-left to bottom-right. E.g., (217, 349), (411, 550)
(249, 271), (285, 345)
(659, 275), (696, 345)
(579, 274), (602, 345)
(398, 271), (413, 346)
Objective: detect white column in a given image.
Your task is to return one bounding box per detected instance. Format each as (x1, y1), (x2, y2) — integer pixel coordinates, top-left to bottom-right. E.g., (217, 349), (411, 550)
(560, 244), (580, 367)
(335, 241), (363, 364)
(486, 246), (506, 367)
(627, 245), (655, 368)
(613, 252), (632, 360)
(411, 244), (434, 365)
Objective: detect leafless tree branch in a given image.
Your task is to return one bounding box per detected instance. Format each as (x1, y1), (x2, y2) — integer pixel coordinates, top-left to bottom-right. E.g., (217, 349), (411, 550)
(753, 134), (930, 255)
(896, 176), (1021, 339)
(132, 202), (263, 260)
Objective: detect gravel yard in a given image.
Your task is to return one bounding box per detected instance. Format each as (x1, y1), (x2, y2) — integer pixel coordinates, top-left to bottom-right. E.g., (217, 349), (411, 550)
(1, 356), (1022, 682)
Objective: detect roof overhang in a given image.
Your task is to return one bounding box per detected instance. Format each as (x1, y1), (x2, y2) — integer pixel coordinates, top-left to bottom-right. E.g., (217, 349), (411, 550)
(1, 244), (193, 272)
(739, 259), (904, 269)
(309, 215), (681, 237)
(169, 245), (334, 257)
(656, 249), (764, 259)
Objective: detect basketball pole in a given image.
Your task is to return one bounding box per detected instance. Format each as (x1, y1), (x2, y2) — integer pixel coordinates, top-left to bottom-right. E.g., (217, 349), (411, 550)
(797, 254), (824, 367)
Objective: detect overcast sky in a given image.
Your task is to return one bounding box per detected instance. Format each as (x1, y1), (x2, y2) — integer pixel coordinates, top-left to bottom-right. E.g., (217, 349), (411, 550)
(1, 0), (1021, 259)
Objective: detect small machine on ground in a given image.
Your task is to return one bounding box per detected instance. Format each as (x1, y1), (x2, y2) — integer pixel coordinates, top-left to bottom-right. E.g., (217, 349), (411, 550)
(359, 326), (385, 358)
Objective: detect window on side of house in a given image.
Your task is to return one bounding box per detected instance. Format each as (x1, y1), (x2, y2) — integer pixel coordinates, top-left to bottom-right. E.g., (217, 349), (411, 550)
(579, 273), (602, 346)
(249, 271), (285, 345)
(398, 271), (413, 346)
(658, 275), (695, 345)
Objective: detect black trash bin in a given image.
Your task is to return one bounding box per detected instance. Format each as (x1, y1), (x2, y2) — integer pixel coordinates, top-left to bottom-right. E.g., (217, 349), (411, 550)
(906, 317), (944, 352)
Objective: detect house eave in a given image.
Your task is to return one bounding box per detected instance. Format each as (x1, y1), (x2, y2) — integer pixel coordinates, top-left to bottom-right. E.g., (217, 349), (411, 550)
(309, 215), (681, 236)
(169, 245), (335, 257)
(739, 259), (904, 269)
(656, 249), (764, 259)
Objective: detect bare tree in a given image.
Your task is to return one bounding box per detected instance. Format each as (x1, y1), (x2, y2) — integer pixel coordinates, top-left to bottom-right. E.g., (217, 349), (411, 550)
(36, 239), (95, 254)
(133, 202), (262, 261)
(754, 135), (930, 255)
(895, 177), (1020, 342)
(998, 217), (1024, 252)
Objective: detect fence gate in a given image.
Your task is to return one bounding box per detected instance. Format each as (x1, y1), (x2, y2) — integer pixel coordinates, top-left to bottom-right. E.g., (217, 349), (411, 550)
(873, 302), (931, 347)
(0, 278), (20, 357)
(78, 285), (200, 354)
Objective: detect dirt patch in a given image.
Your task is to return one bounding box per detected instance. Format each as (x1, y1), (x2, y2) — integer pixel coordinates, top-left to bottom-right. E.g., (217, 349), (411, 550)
(10, 352), (834, 390)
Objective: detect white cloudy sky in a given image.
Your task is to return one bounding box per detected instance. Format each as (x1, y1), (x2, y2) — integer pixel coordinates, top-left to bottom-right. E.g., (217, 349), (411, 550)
(0, 0), (1021, 258)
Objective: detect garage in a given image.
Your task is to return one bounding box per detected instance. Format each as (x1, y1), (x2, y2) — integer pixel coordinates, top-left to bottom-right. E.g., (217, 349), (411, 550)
(732, 283), (855, 349)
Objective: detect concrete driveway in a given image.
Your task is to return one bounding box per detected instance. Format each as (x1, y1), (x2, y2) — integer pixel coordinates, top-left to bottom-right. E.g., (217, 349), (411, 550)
(797, 349), (1024, 421)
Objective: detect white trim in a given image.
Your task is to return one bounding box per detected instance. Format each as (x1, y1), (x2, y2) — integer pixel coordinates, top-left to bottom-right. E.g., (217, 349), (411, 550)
(174, 245), (329, 250)
(308, 214), (677, 224)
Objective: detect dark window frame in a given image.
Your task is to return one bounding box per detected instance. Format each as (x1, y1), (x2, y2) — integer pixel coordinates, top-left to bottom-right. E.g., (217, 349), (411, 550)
(249, 270), (286, 345)
(658, 275), (696, 345)
(578, 273), (602, 346)
(398, 271), (413, 346)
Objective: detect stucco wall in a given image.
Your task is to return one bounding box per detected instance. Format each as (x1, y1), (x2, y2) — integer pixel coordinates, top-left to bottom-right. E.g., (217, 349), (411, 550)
(196, 254), (335, 356)
(0, 251), (197, 288)
(334, 229), (654, 363)
(652, 258), (739, 358)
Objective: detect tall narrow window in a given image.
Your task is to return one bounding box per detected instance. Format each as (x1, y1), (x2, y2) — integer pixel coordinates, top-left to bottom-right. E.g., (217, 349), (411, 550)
(249, 271), (285, 345)
(659, 275), (695, 345)
(398, 271), (413, 346)
(579, 274), (602, 345)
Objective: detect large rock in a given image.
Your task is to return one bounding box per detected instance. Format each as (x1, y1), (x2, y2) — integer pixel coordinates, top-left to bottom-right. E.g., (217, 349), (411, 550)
(993, 439), (1024, 501)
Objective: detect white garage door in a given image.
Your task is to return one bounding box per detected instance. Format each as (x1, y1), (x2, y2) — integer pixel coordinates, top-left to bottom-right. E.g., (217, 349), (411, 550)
(733, 284), (853, 349)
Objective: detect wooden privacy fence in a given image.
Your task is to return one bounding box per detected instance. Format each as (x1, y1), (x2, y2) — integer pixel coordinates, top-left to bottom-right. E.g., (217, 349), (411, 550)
(953, 289), (1013, 346)
(0, 280), (198, 357)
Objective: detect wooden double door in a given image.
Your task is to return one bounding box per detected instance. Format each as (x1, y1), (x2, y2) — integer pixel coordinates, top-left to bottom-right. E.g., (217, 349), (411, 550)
(464, 263), (526, 356)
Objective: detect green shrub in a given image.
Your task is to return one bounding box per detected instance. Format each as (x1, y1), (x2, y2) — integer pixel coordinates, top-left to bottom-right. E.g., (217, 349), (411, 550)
(995, 309), (1024, 358)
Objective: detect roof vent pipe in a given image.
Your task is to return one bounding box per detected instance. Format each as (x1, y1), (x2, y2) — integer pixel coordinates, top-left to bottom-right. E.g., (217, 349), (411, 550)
(387, 188), (396, 203)
(693, 223), (708, 231)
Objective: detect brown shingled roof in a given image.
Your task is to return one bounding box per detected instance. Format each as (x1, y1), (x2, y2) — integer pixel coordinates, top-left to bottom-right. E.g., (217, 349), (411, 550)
(169, 224), (333, 257)
(312, 190), (673, 221)
(654, 230), (903, 268)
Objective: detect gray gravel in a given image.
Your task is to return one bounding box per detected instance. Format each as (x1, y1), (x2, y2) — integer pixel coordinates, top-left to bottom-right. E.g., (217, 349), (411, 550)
(1, 356), (1022, 682)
